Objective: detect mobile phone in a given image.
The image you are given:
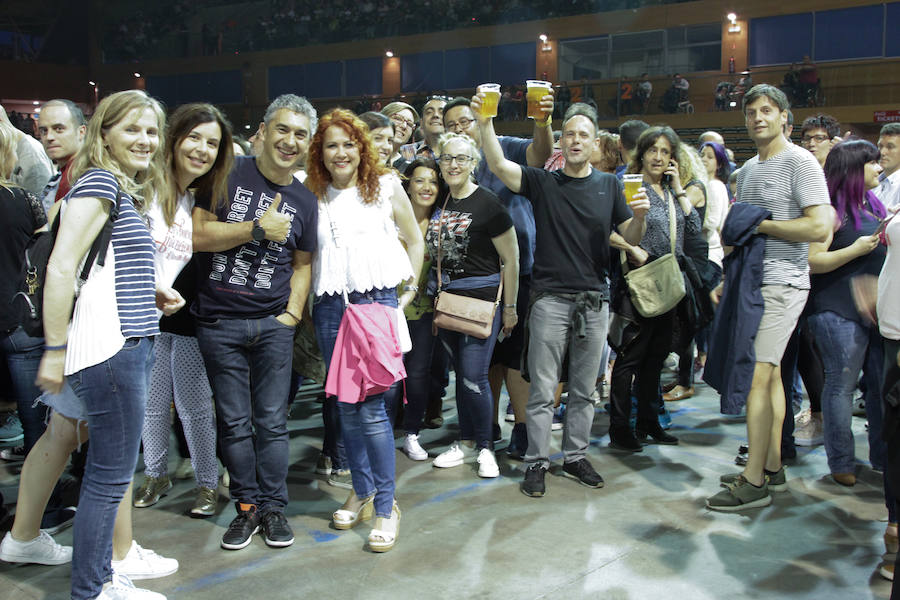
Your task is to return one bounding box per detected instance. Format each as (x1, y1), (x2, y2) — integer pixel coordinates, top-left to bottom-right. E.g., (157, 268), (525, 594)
(663, 161), (674, 184)
(875, 216), (892, 236)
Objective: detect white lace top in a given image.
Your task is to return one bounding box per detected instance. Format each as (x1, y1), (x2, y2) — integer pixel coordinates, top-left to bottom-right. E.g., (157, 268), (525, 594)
(313, 173), (413, 297)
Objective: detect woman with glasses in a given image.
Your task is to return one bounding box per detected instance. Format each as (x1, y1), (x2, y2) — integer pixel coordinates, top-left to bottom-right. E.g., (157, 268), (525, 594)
(429, 132), (519, 478)
(381, 101), (418, 169)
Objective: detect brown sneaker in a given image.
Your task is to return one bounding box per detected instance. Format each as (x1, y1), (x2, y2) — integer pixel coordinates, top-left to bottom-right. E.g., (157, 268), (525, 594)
(190, 486), (217, 517)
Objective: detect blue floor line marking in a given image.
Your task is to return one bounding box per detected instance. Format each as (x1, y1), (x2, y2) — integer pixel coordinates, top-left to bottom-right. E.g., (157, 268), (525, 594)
(173, 556), (272, 593)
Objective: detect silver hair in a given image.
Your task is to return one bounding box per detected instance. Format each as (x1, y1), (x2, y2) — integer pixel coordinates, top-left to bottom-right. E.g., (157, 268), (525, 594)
(264, 94), (317, 132)
(436, 132), (480, 158)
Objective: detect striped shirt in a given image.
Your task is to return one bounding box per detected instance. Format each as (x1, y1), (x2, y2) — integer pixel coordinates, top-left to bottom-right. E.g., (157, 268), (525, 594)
(71, 169), (159, 337)
(737, 144), (829, 289)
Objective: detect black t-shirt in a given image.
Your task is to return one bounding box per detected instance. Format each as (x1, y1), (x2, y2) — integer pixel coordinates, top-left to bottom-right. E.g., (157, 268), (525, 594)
(520, 166), (631, 296)
(426, 185), (513, 301)
(192, 156), (318, 319)
(1, 186), (46, 332)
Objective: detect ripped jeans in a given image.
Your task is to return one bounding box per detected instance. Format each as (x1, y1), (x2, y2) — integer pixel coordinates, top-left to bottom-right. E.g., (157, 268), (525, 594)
(437, 310), (502, 450)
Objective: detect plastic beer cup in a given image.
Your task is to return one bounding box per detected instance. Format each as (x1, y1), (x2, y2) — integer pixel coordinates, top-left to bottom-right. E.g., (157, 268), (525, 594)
(526, 80), (552, 119)
(478, 83), (501, 118)
(623, 174), (643, 205)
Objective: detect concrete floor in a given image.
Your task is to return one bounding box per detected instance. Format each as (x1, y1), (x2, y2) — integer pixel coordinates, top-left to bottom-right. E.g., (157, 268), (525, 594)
(0, 375), (894, 600)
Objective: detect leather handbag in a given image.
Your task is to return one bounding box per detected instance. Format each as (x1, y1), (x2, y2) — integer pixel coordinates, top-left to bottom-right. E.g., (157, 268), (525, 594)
(432, 193), (502, 339)
(621, 188), (686, 318)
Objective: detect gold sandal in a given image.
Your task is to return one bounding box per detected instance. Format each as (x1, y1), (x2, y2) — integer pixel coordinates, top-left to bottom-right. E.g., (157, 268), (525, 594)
(368, 500), (401, 552)
(332, 492), (374, 530)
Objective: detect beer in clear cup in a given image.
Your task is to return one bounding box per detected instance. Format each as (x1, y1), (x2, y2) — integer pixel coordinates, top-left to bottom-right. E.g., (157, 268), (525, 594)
(478, 83), (501, 118)
(526, 80), (552, 120)
(623, 174), (643, 205)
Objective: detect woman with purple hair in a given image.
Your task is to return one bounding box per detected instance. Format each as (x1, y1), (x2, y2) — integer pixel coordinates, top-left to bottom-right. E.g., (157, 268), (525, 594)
(806, 139), (887, 487)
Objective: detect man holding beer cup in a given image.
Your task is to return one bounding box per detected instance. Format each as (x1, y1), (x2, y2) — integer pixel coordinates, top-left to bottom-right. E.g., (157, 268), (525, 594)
(441, 86), (554, 460)
(472, 96), (650, 497)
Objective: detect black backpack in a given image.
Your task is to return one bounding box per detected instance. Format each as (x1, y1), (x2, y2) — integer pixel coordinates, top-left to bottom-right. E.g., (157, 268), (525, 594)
(12, 191), (120, 337)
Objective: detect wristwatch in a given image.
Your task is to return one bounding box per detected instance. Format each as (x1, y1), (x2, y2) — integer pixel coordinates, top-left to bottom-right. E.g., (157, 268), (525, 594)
(251, 218), (266, 242)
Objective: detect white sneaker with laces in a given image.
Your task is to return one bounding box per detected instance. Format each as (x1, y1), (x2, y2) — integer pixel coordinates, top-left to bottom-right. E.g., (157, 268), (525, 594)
(111, 541), (178, 580)
(402, 434), (428, 461)
(477, 448), (499, 478)
(93, 573), (166, 600)
(0, 530), (72, 565)
(433, 441), (466, 468)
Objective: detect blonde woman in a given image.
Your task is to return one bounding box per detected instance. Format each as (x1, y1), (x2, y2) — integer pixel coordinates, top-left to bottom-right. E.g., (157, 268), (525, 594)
(34, 90), (181, 600)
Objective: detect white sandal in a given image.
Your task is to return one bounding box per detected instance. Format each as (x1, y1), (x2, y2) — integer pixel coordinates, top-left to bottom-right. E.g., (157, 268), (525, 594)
(332, 492), (374, 530)
(368, 500), (401, 553)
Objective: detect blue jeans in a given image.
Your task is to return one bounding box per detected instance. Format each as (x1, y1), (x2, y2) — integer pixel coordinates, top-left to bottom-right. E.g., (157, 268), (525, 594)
(1, 326), (48, 451)
(313, 289), (398, 517)
(402, 313), (437, 434)
(383, 313), (436, 431)
(808, 311), (883, 474)
(68, 337), (154, 600)
(196, 315), (294, 512)
(438, 309), (502, 449)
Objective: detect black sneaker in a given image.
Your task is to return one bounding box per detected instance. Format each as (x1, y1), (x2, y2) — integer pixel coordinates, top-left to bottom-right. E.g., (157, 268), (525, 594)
(521, 464), (547, 498)
(261, 510), (294, 548)
(609, 428), (643, 453)
(636, 424), (679, 445)
(221, 507), (260, 550)
(562, 458), (605, 488)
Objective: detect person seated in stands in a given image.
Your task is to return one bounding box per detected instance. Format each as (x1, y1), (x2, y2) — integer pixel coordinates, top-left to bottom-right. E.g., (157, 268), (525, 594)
(636, 73), (652, 114)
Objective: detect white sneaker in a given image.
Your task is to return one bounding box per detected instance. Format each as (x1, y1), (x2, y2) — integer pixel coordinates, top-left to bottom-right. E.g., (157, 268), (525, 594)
(111, 541), (178, 580)
(433, 441), (466, 468)
(794, 410), (824, 447)
(93, 573), (166, 600)
(0, 530), (72, 565)
(402, 434), (428, 461)
(477, 448), (499, 478)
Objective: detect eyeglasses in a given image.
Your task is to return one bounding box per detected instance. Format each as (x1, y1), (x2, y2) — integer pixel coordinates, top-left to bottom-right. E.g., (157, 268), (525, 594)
(445, 117), (473, 132)
(438, 154), (473, 166)
(801, 134), (830, 144)
(426, 95), (451, 103)
(390, 115), (416, 129)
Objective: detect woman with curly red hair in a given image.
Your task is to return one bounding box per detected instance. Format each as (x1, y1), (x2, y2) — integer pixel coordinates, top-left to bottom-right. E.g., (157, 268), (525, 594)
(307, 109), (423, 552)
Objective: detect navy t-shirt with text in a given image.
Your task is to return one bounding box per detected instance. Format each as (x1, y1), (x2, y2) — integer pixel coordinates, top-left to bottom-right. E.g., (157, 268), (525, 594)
(192, 156), (318, 319)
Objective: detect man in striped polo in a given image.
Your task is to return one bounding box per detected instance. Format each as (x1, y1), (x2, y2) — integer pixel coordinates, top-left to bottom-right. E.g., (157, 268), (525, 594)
(706, 84), (834, 512)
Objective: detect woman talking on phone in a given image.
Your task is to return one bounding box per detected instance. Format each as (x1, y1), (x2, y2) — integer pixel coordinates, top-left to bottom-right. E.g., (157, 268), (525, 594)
(608, 126), (700, 452)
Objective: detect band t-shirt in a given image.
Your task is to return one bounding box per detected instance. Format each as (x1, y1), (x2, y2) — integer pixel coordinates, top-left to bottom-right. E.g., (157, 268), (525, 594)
(426, 185), (513, 301)
(519, 165), (631, 297)
(192, 156), (318, 319)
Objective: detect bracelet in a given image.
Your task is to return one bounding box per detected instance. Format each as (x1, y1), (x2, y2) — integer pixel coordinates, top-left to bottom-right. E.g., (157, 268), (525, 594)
(503, 304), (517, 310)
(284, 310), (302, 324)
(402, 284), (418, 293)
(535, 116), (552, 128)
(45, 343), (67, 351)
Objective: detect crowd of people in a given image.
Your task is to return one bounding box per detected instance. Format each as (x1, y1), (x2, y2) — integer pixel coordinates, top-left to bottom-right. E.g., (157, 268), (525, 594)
(100, 0), (685, 61)
(0, 78), (899, 599)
